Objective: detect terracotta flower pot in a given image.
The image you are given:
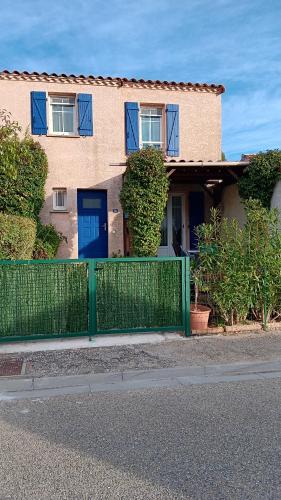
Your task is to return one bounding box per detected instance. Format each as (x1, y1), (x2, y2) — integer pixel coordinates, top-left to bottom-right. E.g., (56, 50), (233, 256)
(190, 304), (211, 331)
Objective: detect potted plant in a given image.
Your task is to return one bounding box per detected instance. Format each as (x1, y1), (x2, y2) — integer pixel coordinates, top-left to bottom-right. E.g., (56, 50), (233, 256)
(190, 260), (211, 331)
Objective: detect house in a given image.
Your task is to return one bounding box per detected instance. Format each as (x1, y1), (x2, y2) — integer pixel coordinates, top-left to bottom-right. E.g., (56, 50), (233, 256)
(0, 69), (249, 258)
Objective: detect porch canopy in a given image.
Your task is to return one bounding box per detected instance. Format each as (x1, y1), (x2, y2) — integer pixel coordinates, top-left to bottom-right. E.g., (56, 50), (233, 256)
(165, 159), (249, 183)
(114, 160), (249, 184)
(165, 159), (249, 204)
(113, 159), (250, 204)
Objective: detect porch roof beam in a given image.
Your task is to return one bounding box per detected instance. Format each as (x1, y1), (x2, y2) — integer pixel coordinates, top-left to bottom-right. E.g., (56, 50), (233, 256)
(164, 161), (249, 168)
(110, 160), (249, 168)
(166, 168), (176, 177)
(227, 167), (239, 180)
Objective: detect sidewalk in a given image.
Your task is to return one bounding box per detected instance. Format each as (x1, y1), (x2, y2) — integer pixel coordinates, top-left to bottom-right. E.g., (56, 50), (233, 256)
(1, 358), (281, 401)
(1, 330), (281, 379)
(0, 332), (179, 354)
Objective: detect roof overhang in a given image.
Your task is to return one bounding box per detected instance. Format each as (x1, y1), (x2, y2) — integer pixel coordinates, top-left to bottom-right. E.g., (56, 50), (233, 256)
(0, 70), (225, 94)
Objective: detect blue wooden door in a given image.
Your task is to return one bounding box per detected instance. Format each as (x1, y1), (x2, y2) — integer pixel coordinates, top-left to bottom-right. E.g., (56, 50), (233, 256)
(77, 190), (108, 258)
(189, 192), (205, 250)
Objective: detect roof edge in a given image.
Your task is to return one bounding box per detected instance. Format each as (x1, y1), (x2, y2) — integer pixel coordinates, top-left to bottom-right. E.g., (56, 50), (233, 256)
(0, 70), (225, 94)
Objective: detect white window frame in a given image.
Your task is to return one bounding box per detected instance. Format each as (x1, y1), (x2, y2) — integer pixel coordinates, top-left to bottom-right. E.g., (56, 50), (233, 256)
(140, 106), (163, 150)
(48, 95), (78, 136)
(52, 188), (67, 211)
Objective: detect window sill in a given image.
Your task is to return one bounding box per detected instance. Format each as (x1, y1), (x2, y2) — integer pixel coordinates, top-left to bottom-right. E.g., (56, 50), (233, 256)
(50, 210), (69, 213)
(47, 134), (80, 138)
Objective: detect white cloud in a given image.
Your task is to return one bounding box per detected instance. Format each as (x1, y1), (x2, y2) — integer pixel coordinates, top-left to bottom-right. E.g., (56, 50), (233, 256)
(0, 0), (280, 157)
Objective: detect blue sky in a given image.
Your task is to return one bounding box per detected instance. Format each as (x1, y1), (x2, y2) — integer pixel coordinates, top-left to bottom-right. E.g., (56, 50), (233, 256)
(0, 0), (280, 159)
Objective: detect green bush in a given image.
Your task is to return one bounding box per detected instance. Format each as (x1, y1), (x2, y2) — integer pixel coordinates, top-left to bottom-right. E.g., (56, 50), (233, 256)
(0, 109), (61, 259)
(196, 200), (281, 325)
(33, 223), (63, 259)
(0, 135), (48, 219)
(238, 150), (281, 208)
(0, 213), (36, 260)
(120, 148), (169, 256)
(243, 200), (281, 323)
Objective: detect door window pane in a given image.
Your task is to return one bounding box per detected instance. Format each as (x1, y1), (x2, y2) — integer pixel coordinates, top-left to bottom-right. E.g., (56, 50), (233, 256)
(172, 196), (182, 247)
(83, 198), (101, 209)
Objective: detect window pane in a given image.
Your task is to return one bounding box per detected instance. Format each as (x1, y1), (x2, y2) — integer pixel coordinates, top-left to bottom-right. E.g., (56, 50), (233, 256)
(151, 117), (161, 142)
(53, 190), (66, 209)
(53, 110), (63, 132)
(63, 108), (74, 133)
(56, 191), (65, 206)
(51, 96), (75, 105)
(141, 107), (162, 116)
(141, 116), (150, 142)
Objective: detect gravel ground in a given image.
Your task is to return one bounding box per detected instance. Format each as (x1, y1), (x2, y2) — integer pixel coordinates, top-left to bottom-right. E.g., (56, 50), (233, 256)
(1, 330), (281, 378)
(1, 378), (281, 499)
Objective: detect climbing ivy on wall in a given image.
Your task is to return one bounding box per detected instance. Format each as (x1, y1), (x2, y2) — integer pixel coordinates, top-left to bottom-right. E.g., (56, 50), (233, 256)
(238, 150), (281, 208)
(120, 148), (169, 256)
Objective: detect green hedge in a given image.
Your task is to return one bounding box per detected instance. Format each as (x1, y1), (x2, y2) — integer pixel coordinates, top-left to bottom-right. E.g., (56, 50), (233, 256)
(238, 150), (281, 208)
(120, 148), (169, 256)
(0, 213), (36, 260)
(0, 138), (48, 219)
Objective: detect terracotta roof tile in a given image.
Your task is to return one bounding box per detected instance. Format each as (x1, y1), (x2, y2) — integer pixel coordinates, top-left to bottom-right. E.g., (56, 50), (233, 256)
(0, 69), (225, 94)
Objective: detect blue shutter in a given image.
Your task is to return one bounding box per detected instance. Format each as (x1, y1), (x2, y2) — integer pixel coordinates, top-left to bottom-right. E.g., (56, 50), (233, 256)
(78, 94), (93, 136)
(125, 102), (139, 154)
(166, 104), (179, 156)
(31, 91), (47, 135)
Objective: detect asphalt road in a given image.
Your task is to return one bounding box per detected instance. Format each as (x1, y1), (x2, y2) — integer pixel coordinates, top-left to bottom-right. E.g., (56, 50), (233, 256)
(1, 377), (281, 499)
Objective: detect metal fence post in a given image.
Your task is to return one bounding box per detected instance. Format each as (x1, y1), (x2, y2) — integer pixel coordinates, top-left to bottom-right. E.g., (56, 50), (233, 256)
(88, 259), (97, 339)
(184, 257), (191, 337)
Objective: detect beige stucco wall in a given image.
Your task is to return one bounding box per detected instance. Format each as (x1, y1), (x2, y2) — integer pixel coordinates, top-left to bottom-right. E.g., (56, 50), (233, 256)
(221, 184), (246, 226)
(222, 182), (281, 229)
(0, 76), (222, 257)
(271, 181), (281, 230)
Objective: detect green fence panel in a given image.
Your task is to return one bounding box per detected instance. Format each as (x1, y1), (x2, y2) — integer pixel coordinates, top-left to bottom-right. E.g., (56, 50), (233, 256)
(0, 261), (88, 338)
(0, 256), (190, 342)
(95, 258), (184, 332)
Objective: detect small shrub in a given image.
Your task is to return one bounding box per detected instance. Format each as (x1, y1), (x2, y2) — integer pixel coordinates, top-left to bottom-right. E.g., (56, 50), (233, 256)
(120, 148), (169, 256)
(0, 213), (36, 260)
(33, 223), (63, 259)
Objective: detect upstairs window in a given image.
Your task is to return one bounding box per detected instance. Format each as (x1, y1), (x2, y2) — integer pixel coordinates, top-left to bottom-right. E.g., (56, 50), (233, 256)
(140, 107), (163, 150)
(49, 96), (77, 135)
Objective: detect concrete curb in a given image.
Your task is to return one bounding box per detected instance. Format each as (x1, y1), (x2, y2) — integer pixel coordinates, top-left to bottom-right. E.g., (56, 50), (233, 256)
(1, 359), (281, 401)
(0, 332), (182, 354)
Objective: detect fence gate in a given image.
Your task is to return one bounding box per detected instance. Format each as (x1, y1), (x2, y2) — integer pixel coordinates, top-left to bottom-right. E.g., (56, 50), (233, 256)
(94, 257), (189, 335)
(0, 257), (190, 343)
